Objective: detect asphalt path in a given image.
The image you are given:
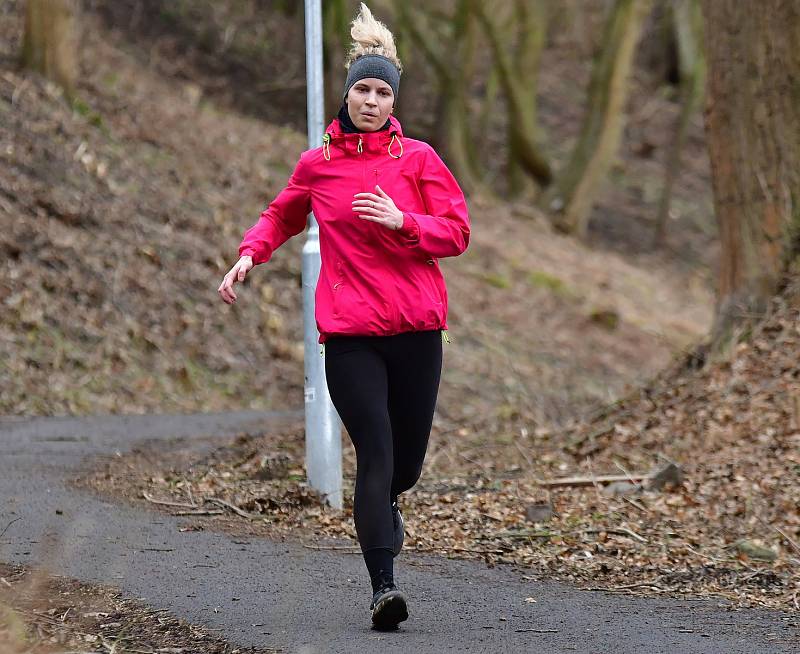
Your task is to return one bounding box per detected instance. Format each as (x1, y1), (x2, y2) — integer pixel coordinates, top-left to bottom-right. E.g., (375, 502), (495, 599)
(1, 412), (797, 653)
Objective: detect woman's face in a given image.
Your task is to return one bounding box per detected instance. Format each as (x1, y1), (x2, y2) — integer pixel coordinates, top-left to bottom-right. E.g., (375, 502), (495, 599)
(346, 78), (394, 132)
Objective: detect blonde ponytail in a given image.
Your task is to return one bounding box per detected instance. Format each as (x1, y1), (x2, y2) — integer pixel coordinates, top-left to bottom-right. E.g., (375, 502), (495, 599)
(345, 2), (402, 73)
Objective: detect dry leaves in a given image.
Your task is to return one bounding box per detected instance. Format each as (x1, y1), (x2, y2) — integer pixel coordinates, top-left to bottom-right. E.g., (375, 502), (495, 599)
(89, 291), (800, 618)
(9, 0), (796, 616)
(0, 562), (274, 653)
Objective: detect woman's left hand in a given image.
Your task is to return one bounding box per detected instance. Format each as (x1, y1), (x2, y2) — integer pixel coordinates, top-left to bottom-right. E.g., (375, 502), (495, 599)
(352, 185), (404, 231)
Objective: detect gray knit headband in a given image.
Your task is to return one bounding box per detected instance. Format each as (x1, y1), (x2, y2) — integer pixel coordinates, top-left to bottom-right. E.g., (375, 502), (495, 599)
(342, 54), (400, 103)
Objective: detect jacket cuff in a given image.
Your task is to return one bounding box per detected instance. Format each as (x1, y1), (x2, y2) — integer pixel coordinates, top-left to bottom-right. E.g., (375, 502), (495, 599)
(396, 212), (420, 244)
(238, 247), (265, 265)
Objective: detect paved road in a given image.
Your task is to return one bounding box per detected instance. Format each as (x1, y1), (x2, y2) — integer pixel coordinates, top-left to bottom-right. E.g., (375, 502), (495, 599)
(1, 412), (797, 654)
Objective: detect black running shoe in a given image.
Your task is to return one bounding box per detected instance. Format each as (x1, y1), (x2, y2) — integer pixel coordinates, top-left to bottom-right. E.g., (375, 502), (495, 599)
(370, 583), (409, 629)
(391, 501), (404, 557)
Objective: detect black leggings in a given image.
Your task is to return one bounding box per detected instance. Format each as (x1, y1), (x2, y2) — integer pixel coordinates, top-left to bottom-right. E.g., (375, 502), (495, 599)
(324, 329), (443, 554)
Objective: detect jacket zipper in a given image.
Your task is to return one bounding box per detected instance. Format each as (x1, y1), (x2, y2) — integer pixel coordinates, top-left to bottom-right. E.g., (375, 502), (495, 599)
(360, 138), (366, 191)
(361, 137), (400, 332)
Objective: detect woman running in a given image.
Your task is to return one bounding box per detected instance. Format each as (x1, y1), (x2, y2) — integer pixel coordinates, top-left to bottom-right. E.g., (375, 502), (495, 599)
(218, 2), (470, 630)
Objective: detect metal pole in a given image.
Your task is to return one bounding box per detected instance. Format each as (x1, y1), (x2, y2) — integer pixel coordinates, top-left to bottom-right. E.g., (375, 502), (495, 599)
(302, 0), (342, 509)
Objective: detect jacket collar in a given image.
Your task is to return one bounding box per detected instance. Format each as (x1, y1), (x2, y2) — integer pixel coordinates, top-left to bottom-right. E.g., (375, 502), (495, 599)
(323, 115), (404, 155)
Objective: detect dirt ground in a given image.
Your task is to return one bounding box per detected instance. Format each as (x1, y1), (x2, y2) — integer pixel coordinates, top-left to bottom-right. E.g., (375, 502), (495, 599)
(0, 561), (277, 653)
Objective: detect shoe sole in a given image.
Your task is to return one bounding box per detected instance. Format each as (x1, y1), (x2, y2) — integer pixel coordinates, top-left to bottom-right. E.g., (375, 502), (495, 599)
(371, 590), (409, 629)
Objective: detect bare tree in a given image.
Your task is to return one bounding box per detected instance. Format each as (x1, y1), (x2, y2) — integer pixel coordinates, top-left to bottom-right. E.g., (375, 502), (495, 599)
(475, 0), (552, 194)
(322, 0), (353, 122)
(394, 0), (484, 192)
(653, 0), (705, 248)
(701, 0), (800, 349)
(541, 0), (652, 238)
(22, 0), (79, 100)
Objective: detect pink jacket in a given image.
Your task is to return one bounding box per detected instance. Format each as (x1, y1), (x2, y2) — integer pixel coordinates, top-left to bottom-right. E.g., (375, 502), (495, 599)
(238, 115), (470, 344)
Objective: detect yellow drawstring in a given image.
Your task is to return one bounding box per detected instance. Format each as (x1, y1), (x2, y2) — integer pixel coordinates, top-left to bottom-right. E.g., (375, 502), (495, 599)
(322, 133), (331, 161)
(324, 132), (402, 160)
(388, 133), (404, 159)
(441, 329), (450, 344)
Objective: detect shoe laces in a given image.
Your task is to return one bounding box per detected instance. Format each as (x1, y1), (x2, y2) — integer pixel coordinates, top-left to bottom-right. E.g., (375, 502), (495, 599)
(373, 583), (397, 602)
(373, 571), (395, 596)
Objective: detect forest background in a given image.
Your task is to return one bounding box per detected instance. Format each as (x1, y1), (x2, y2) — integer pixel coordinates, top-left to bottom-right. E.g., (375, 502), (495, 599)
(3, 0), (800, 615)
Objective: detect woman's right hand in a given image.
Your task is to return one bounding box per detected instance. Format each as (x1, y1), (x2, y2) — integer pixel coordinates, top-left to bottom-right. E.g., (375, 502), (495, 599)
(218, 255), (253, 305)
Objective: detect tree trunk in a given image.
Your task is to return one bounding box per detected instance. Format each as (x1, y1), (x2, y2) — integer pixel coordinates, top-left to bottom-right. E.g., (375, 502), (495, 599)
(563, 0), (593, 58)
(394, 0), (484, 192)
(322, 0), (350, 124)
(22, 0), (78, 100)
(701, 0), (800, 349)
(541, 0), (652, 238)
(653, 0), (705, 248)
(477, 61), (500, 155)
(475, 0), (552, 193)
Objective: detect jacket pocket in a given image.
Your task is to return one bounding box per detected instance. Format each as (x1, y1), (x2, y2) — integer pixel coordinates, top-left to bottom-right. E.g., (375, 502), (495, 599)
(419, 267), (443, 307)
(332, 258), (347, 317)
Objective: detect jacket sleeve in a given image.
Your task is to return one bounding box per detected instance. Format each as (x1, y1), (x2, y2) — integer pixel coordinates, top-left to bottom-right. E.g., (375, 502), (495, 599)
(394, 145), (470, 259)
(238, 154), (311, 265)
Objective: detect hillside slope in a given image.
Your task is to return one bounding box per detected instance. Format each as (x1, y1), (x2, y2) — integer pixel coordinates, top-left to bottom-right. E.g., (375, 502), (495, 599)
(1, 4), (712, 445)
